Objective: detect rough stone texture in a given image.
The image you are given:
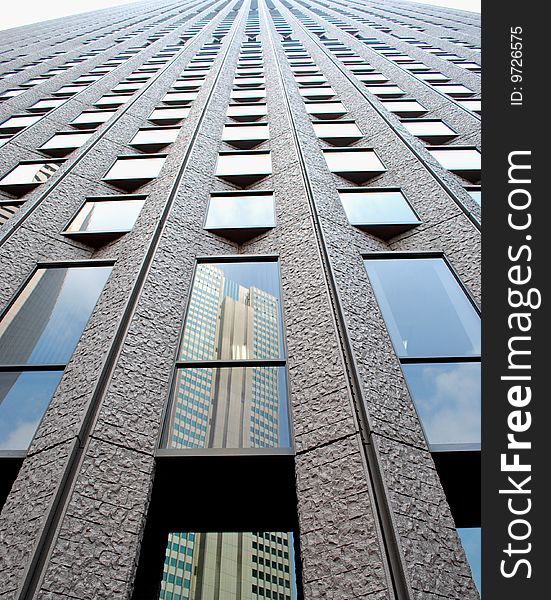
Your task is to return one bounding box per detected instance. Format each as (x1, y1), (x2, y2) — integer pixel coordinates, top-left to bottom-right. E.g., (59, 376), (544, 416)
(0, 1), (481, 599)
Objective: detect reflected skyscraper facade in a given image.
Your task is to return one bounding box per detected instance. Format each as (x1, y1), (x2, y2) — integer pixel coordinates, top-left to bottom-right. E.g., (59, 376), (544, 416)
(169, 264), (282, 449)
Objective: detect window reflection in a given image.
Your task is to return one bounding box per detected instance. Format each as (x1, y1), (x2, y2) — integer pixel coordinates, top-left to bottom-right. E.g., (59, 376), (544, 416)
(364, 258), (480, 358)
(66, 198), (145, 233)
(0, 265), (112, 450)
(168, 366), (289, 449)
(0, 371), (63, 450)
(457, 528), (481, 593)
(339, 190), (418, 225)
(205, 193), (275, 229)
(159, 532), (297, 600)
(401, 362), (480, 447)
(0, 266), (112, 365)
(180, 262), (282, 361)
(0, 162), (62, 192)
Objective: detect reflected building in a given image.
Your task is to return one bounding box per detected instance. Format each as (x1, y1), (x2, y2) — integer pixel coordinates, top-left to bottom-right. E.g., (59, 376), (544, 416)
(169, 264), (281, 449)
(160, 532), (294, 600)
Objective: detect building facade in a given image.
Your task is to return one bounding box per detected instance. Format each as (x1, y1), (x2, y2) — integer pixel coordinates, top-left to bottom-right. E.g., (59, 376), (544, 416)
(0, 0), (481, 599)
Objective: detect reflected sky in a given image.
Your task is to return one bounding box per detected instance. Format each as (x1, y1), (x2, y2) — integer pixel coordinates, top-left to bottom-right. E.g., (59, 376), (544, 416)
(0, 370), (63, 450)
(67, 199), (144, 233)
(180, 262), (283, 361)
(364, 258), (480, 358)
(159, 532), (296, 600)
(402, 362), (480, 446)
(0, 266), (112, 365)
(457, 527), (481, 593)
(205, 195), (275, 229)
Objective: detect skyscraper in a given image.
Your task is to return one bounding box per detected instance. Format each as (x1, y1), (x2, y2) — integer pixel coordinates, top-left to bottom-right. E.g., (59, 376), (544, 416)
(0, 1), (481, 599)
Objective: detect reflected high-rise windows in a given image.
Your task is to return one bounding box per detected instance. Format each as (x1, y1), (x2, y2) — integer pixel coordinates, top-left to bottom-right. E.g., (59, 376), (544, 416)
(159, 531), (297, 600)
(0, 264), (112, 450)
(163, 259), (290, 450)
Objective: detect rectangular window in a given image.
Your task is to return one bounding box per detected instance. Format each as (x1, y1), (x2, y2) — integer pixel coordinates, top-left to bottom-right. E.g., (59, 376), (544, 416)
(401, 120), (457, 144)
(0, 160), (64, 196)
(156, 532), (298, 599)
(129, 127), (180, 152)
(298, 87), (336, 100)
(215, 151), (272, 187)
(222, 123), (269, 149)
(70, 110), (116, 129)
(304, 101), (347, 119)
(339, 189), (420, 238)
(94, 95), (131, 108)
(312, 121), (362, 146)
(364, 85), (405, 98)
(428, 147), (481, 183)
(27, 98), (68, 113)
(0, 264), (112, 450)
(0, 114), (43, 133)
(103, 155), (166, 191)
(205, 191), (275, 242)
(230, 89), (267, 103)
(162, 258), (289, 451)
(380, 99), (427, 117)
(227, 103), (268, 122)
(161, 91), (198, 105)
(63, 195), (146, 245)
(38, 131), (95, 157)
(148, 107), (190, 125)
(363, 257), (480, 359)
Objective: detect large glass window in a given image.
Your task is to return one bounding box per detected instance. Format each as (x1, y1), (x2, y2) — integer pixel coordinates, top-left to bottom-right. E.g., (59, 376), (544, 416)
(103, 155), (166, 191)
(401, 362), (480, 448)
(339, 189), (420, 238)
(0, 264), (112, 450)
(364, 257), (479, 359)
(163, 259), (289, 450)
(64, 195), (145, 243)
(0, 161), (64, 196)
(157, 532), (297, 600)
